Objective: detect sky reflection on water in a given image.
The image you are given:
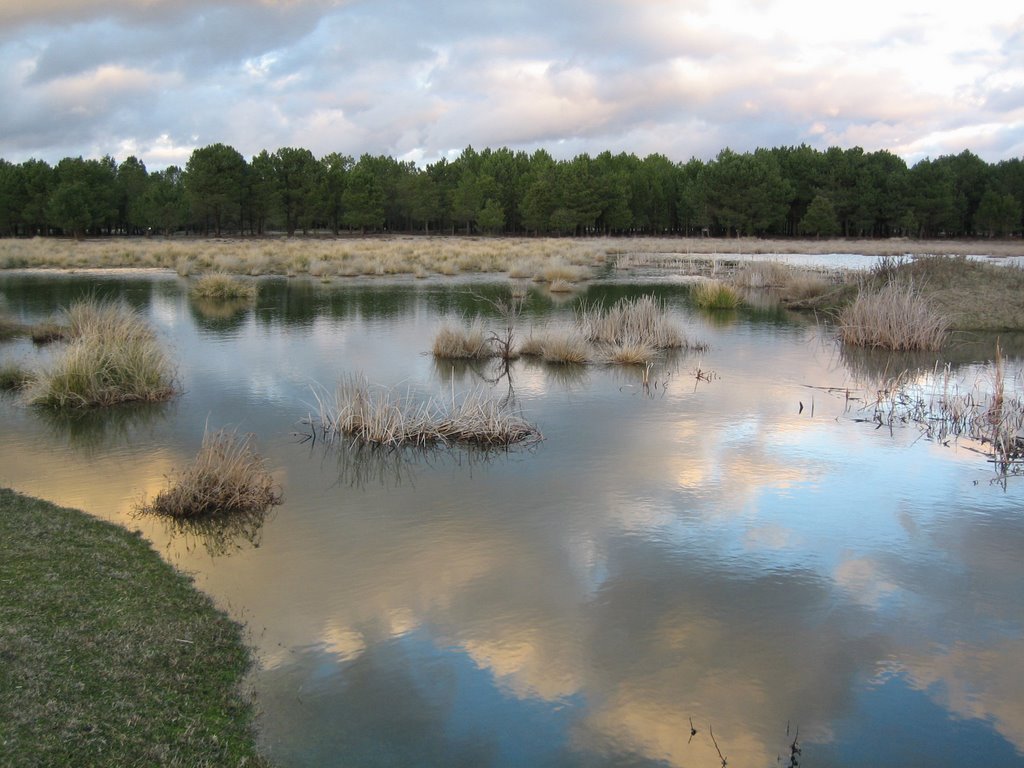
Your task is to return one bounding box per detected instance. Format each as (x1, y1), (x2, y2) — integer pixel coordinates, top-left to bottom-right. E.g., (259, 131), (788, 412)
(1, 273), (1022, 767)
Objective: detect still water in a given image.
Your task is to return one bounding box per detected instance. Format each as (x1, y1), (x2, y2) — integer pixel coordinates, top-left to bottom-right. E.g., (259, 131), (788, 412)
(1, 272), (1022, 768)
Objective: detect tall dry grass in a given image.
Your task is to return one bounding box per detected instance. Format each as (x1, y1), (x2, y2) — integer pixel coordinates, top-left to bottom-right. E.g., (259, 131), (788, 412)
(576, 295), (686, 350)
(431, 319), (493, 360)
(26, 298), (177, 408)
(189, 273), (258, 300)
(307, 375), (541, 448)
(838, 280), (949, 351)
(692, 280), (741, 309)
(137, 428), (282, 518)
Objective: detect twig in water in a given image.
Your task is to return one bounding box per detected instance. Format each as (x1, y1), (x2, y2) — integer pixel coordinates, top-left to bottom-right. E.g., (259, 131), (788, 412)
(709, 724), (727, 767)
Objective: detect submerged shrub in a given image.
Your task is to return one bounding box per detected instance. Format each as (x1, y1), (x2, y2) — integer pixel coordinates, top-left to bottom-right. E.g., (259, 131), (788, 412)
(190, 273), (258, 300)
(138, 429), (282, 519)
(692, 280), (741, 309)
(839, 279), (949, 351)
(27, 298), (177, 408)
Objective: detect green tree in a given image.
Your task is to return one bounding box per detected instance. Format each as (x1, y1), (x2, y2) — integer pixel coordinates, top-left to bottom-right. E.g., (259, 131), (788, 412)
(116, 156), (148, 235)
(0, 160), (26, 236)
(477, 198), (505, 234)
(140, 167), (186, 236)
(341, 158), (385, 233)
(184, 144), (247, 236)
(974, 190), (1021, 237)
(321, 153), (352, 235)
(908, 159), (957, 237)
(704, 149), (790, 236)
(799, 193), (840, 237)
(272, 147), (321, 236)
(47, 182), (92, 239)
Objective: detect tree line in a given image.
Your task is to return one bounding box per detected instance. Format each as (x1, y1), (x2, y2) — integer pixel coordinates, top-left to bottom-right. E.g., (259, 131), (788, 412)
(1, 143), (1022, 240)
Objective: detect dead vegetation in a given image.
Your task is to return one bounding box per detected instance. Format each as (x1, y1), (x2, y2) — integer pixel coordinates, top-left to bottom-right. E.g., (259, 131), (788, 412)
(136, 428), (282, 519)
(304, 375), (541, 449)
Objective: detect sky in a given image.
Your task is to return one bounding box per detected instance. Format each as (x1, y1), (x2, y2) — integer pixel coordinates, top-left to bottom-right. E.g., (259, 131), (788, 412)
(1, 0), (1023, 171)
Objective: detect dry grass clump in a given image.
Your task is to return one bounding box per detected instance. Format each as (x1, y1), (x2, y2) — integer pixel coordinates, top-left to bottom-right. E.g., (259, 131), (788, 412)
(548, 278), (575, 293)
(136, 428), (282, 519)
(540, 260), (590, 284)
(602, 340), (658, 365)
(838, 279), (949, 351)
(432, 319), (492, 359)
(0, 362), (32, 391)
(26, 298), (177, 408)
(189, 273), (258, 300)
(0, 313), (26, 340)
(29, 320), (68, 344)
(308, 375), (541, 448)
(732, 261), (834, 302)
(692, 279), (742, 309)
(535, 329), (591, 364)
(576, 295), (686, 350)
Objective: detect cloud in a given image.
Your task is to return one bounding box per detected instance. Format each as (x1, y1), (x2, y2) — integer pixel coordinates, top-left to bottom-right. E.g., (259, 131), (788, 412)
(1, 0), (1023, 168)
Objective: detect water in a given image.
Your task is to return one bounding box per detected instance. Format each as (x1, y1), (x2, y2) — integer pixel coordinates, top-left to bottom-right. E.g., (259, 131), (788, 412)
(1, 272), (1022, 768)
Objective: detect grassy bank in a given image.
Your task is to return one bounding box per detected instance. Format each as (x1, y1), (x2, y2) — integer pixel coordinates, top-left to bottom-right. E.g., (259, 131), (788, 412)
(0, 488), (270, 767)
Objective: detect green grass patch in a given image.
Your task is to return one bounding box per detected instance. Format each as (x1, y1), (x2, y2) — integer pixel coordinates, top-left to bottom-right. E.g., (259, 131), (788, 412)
(0, 487), (271, 767)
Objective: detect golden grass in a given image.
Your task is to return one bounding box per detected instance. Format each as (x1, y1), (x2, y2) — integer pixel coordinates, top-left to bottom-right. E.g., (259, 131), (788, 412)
(731, 261), (834, 302)
(137, 428), (282, 519)
(189, 272), (258, 300)
(535, 329), (591, 364)
(576, 295), (686, 349)
(838, 279), (949, 351)
(692, 279), (742, 309)
(26, 298), (177, 408)
(307, 375), (541, 448)
(431, 319), (493, 359)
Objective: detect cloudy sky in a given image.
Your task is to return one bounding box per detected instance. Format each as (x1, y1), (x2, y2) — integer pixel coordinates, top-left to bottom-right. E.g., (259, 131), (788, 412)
(1, 0), (1022, 170)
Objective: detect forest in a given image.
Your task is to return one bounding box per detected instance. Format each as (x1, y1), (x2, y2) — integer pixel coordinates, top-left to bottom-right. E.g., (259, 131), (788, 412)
(0, 143), (1022, 241)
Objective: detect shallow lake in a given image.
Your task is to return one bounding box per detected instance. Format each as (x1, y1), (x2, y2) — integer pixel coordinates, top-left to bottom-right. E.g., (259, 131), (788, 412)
(1, 271), (1023, 768)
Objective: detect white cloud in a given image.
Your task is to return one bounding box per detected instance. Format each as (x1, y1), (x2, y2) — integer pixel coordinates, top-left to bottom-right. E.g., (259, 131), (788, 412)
(1, 0), (1022, 168)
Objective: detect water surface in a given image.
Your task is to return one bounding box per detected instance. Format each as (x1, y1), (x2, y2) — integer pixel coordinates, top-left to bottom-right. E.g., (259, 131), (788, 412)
(1, 272), (1022, 767)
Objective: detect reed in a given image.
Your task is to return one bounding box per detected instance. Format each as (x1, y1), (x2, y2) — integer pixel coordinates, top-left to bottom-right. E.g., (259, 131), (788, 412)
(26, 298), (177, 408)
(601, 339), (658, 365)
(0, 362), (32, 391)
(189, 273), (258, 300)
(29, 320), (67, 344)
(431, 319), (493, 360)
(536, 329), (591, 364)
(838, 279), (949, 351)
(692, 279), (741, 309)
(0, 314), (25, 340)
(576, 295), (686, 349)
(136, 428), (282, 519)
(308, 375), (541, 448)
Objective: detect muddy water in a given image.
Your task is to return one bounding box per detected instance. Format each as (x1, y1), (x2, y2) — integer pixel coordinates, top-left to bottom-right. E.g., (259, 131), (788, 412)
(1, 272), (1022, 768)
